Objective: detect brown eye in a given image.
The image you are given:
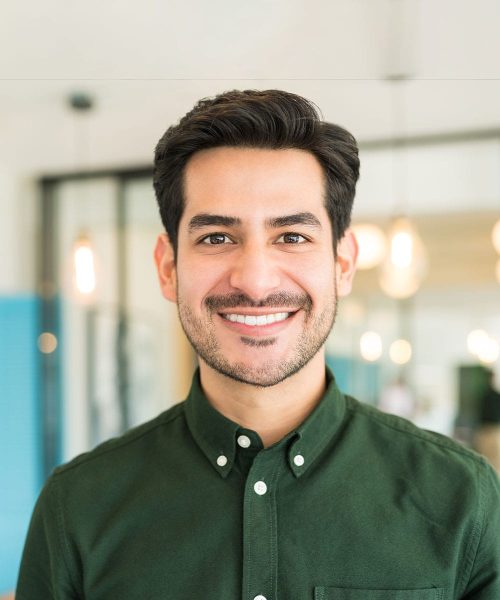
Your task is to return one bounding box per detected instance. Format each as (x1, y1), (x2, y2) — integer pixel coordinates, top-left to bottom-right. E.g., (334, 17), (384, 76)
(201, 234), (230, 245)
(278, 233), (307, 244)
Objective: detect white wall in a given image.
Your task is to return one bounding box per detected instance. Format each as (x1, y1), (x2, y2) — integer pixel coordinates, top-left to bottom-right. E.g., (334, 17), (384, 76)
(356, 139), (500, 219)
(0, 173), (37, 294)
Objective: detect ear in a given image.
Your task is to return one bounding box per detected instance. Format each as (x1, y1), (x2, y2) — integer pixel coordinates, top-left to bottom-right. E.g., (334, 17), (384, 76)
(335, 229), (358, 297)
(154, 233), (177, 303)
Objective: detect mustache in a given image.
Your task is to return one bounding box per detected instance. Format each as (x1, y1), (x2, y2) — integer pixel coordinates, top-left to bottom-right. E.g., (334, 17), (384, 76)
(205, 291), (312, 312)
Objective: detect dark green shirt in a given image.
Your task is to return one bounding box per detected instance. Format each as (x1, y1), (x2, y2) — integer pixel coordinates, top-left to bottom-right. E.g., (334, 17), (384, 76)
(17, 366), (500, 599)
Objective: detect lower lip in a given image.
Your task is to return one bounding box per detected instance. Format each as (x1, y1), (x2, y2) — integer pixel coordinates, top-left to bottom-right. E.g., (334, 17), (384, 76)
(217, 311), (299, 336)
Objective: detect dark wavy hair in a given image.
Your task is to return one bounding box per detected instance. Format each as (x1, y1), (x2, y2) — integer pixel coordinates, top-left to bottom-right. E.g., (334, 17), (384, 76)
(153, 89), (360, 260)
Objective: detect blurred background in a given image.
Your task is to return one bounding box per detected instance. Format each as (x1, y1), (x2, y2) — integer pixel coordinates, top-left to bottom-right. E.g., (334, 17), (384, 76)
(1, 0), (500, 594)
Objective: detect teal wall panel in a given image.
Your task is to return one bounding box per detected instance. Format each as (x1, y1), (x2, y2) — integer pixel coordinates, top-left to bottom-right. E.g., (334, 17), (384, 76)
(0, 296), (42, 594)
(326, 353), (380, 406)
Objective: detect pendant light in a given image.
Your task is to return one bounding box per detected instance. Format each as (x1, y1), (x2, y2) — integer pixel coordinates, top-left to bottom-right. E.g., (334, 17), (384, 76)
(351, 223), (387, 270)
(379, 216), (427, 298)
(67, 92), (98, 302)
(492, 218), (500, 254)
(73, 232), (97, 296)
(378, 77), (427, 299)
(492, 218), (500, 283)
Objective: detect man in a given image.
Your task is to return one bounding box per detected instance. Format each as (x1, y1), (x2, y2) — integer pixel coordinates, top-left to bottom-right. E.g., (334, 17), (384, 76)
(17, 90), (499, 599)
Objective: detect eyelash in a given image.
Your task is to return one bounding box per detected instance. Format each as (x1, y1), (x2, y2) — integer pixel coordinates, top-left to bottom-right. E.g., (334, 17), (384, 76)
(199, 232), (309, 245)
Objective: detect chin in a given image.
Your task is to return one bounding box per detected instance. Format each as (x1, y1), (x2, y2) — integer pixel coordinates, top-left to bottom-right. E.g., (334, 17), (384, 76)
(207, 353), (307, 388)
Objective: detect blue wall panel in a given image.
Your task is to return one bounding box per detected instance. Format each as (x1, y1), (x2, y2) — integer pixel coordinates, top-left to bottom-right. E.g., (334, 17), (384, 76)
(0, 296), (41, 594)
(326, 353), (380, 406)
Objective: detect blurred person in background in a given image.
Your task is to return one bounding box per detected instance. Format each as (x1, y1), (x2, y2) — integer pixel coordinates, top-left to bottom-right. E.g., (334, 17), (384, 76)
(17, 90), (499, 599)
(475, 369), (500, 473)
(378, 375), (416, 421)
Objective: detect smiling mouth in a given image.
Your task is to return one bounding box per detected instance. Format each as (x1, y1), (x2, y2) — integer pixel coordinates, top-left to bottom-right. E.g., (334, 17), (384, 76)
(219, 311), (295, 326)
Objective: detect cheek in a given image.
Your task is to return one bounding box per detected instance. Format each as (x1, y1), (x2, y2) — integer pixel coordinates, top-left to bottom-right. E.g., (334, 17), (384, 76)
(177, 257), (225, 304)
(287, 257), (335, 296)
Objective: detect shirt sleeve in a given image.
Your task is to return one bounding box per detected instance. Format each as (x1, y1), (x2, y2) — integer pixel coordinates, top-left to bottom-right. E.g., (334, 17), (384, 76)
(461, 461), (500, 599)
(15, 476), (80, 600)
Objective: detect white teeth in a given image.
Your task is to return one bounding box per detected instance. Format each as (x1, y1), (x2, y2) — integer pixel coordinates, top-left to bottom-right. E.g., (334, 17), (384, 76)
(222, 312), (291, 326)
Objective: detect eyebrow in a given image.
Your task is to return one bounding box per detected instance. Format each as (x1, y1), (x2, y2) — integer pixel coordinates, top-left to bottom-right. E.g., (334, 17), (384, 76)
(187, 211), (322, 233)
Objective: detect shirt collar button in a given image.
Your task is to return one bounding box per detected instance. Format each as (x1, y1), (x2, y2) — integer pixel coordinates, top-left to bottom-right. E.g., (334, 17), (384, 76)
(237, 434), (251, 448)
(293, 454), (305, 467)
(216, 455), (228, 467)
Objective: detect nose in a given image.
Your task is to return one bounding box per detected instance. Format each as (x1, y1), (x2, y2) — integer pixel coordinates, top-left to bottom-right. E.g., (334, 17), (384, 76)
(228, 244), (281, 302)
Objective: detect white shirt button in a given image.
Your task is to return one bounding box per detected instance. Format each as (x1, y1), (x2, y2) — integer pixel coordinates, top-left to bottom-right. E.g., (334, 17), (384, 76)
(293, 454), (305, 467)
(254, 480), (267, 495)
(216, 455), (228, 467)
(237, 434), (251, 448)
(253, 596), (267, 600)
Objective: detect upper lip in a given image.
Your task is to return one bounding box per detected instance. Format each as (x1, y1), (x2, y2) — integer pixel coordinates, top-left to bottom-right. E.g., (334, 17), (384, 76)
(217, 308), (299, 316)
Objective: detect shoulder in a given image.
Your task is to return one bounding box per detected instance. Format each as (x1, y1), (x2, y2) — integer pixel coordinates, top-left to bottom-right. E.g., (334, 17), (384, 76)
(343, 395), (499, 539)
(346, 395), (472, 454)
(52, 400), (186, 480)
(343, 394), (495, 496)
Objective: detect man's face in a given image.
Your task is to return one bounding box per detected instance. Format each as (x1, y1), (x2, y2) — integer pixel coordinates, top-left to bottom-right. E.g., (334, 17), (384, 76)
(156, 147), (356, 387)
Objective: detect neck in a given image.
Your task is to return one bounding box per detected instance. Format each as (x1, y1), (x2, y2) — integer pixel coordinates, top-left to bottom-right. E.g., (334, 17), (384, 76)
(198, 353), (327, 448)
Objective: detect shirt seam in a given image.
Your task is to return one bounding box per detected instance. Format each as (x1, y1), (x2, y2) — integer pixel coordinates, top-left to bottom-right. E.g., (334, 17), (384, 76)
(270, 460), (281, 600)
(345, 397), (485, 465)
(457, 459), (487, 596)
(301, 398), (348, 476)
(246, 477), (253, 600)
(50, 476), (81, 596)
(53, 404), (186, 476)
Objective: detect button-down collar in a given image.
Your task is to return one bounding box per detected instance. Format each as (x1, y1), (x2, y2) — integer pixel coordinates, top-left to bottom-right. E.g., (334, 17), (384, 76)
(184, 369), (240, 478)
(184, 365), (346, 479)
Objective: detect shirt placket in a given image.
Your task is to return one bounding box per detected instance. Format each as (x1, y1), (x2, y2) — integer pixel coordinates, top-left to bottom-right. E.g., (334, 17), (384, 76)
(242, 449), (281, 600)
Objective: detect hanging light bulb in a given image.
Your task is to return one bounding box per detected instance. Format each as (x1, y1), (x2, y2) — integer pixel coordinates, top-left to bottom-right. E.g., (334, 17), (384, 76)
(351, 223), (387, 270)
(477, 338), (499, 364)
(389, 339), (412, 365)
(391, 230), (413, 268)
(467, 329), (490, 356)
(360, 331), (383, 362)
(73, 234), (96, 296)
(467, 329), (499, 364)
(378, 217), (427, 298)
(492, 218), (500, 254)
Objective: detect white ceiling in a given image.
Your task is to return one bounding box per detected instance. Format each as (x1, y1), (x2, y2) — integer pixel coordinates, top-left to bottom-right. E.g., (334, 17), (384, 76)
(2, 0), (500, 80)
(1, 0), (500, 179)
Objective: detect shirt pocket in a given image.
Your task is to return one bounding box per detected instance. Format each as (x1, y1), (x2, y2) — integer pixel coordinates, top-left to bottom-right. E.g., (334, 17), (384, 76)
(314, 587), (445, 600)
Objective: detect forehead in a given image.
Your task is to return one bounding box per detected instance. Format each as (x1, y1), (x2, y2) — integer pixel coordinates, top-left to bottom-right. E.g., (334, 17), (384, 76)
(182, 146), (327, 222)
